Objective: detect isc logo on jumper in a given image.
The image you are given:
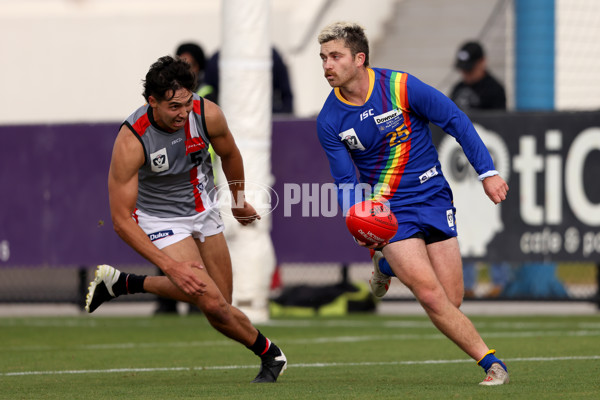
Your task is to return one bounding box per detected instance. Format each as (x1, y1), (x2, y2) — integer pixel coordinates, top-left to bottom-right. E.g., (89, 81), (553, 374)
(360, 109), (374, 121)
(148, 230), (174, 242)
(150, 148), (169, 172)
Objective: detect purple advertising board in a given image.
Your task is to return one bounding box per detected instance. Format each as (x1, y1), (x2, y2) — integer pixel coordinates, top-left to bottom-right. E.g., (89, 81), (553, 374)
(0, 123), (145, 266)
(0, 120), (366, 267)
(1, 112), (599, 268)
(270, 119), (369, 263)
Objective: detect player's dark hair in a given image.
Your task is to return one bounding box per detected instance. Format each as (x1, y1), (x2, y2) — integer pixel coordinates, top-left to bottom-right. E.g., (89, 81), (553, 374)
(143, 56), (196, 102)
(318, 22), (370, 67)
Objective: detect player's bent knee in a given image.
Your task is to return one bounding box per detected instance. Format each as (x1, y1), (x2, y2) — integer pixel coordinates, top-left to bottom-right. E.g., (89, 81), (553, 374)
(198, 295), (232, 324)
(449, 291), (463, 308)
(414, 287), (447, 315)
(451, 297), (463, 309)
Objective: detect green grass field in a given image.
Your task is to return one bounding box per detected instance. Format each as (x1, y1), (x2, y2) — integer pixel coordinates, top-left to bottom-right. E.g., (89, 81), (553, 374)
(1, 312), (599, 399)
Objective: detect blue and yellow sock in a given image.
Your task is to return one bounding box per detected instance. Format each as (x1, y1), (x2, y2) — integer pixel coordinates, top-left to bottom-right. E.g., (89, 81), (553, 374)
(477, 349), (507, 373)
(378, 257), (395, 276)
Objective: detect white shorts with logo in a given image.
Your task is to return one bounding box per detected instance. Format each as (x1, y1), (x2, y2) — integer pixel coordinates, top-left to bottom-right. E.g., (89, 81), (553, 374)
(134, 207), (224, 250)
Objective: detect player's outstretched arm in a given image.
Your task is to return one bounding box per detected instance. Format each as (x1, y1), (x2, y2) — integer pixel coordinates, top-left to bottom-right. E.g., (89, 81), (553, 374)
(204, 100), (260, 225)
(482, 175), (509, 205)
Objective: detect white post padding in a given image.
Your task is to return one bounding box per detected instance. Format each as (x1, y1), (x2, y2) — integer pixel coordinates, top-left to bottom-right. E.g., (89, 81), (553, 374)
(220, 0), (275, 323)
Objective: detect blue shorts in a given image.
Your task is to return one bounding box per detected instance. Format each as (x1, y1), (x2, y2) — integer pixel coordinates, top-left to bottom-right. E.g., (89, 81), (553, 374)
(388, 188), (457, 245)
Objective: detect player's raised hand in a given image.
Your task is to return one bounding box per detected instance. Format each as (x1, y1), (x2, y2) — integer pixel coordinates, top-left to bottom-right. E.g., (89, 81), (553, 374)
(483, 175), (509, 204)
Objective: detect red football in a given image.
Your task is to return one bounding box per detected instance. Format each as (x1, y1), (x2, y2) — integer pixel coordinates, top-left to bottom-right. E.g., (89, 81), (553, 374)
(345, 200), (398, 245)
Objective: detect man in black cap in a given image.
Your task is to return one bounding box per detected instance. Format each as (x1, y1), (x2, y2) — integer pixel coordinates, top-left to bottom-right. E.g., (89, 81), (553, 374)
(450, 41), (506, 110)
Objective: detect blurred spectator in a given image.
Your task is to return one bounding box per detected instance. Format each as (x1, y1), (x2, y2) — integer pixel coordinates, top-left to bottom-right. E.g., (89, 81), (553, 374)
(175, 42), (218, 102)
(204, 47), (294, 114)
(450, 41), (506, 110)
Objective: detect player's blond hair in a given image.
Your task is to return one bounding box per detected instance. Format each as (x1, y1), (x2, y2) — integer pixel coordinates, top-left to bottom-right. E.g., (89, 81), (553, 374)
(318, 21), (370, 67)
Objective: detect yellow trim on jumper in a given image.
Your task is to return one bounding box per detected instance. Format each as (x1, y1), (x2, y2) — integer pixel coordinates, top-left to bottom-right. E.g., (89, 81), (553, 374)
(334, 68), (375, 106)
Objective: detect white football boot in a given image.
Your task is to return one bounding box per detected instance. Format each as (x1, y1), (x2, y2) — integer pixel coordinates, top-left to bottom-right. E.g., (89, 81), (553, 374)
(369, 250), (392, 298)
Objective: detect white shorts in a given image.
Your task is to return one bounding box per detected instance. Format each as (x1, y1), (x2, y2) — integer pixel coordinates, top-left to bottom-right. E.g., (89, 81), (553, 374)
(134, 208), (224, 250)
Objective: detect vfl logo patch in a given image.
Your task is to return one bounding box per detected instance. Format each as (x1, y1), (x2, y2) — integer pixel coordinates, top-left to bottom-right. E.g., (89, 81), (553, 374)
(419, 166), (438, 184)
(148, 230), (174, 242)
(446, 209), (455, 228)
(150, 148), (169, 172)
(339, 128), (365, 151)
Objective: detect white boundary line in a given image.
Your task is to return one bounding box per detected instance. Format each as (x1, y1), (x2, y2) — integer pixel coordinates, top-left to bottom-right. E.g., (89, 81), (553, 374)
(3, 329), (600, 353)
(3, 355), (600, 377)
(0, 300), (597, 317)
